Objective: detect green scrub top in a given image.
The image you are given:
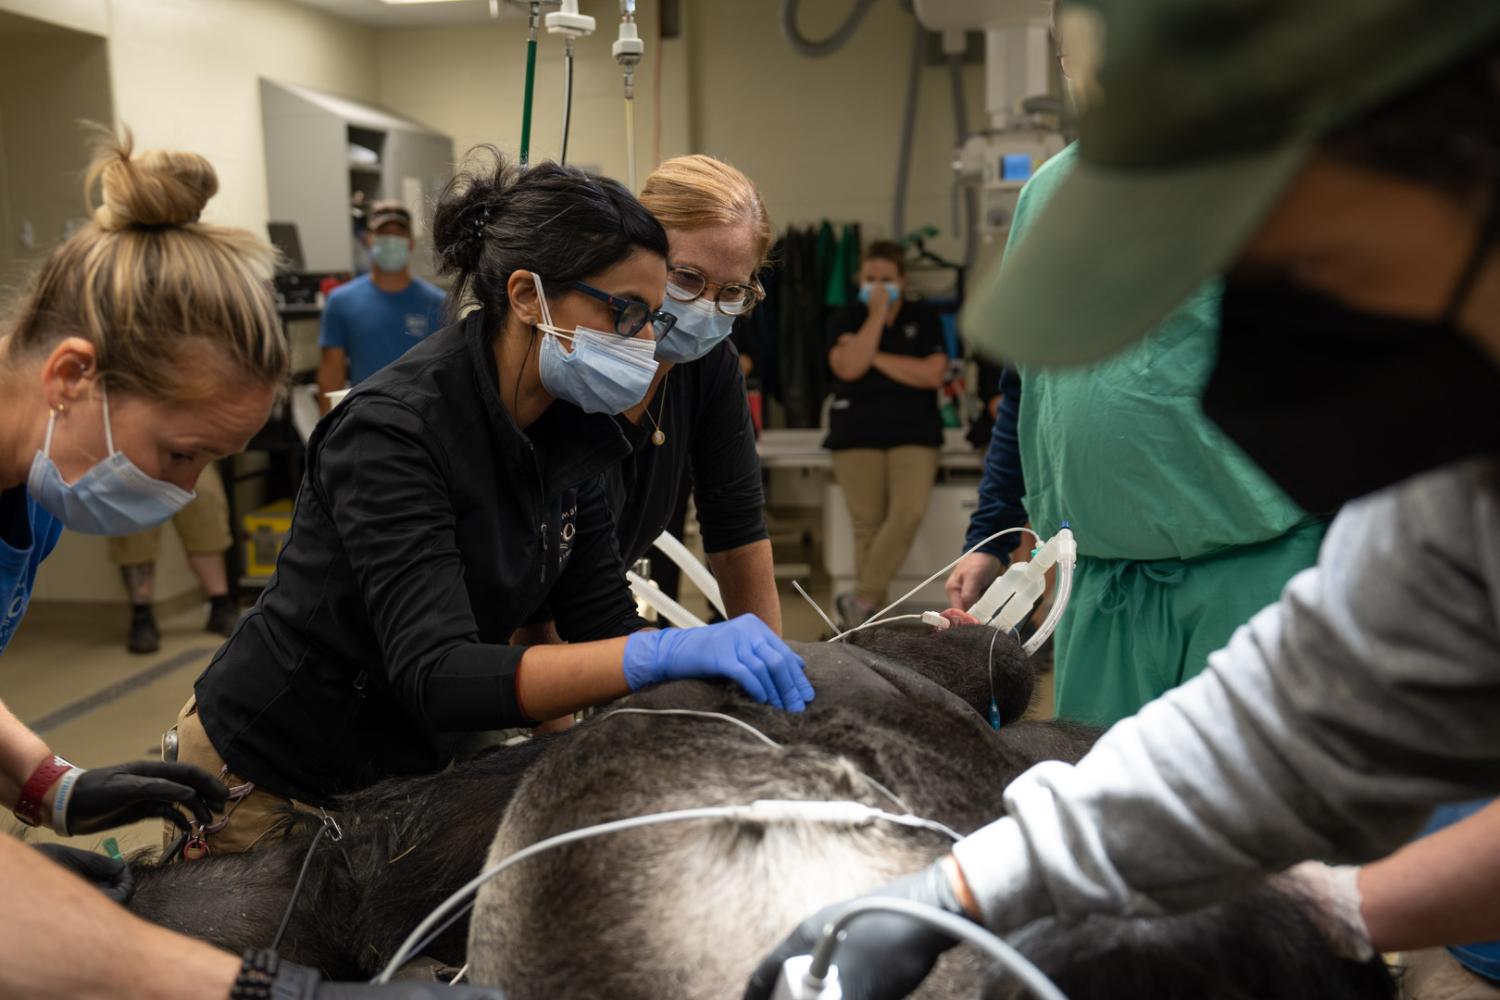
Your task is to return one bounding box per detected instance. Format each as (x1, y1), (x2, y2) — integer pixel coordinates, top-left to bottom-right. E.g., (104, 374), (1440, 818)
(1007, 144), (1327, 725)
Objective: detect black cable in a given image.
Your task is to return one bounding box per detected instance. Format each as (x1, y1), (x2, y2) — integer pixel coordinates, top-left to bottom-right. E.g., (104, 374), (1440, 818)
(560, 44), (576, 166)
(269, 823), (329, 952)
(779, 0), (877, 58)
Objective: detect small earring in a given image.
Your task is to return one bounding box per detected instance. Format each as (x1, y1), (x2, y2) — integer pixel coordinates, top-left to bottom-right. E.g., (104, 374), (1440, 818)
(52, 403), (67, 416)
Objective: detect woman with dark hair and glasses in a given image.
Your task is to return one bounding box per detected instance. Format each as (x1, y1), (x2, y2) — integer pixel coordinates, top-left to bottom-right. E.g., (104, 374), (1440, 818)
(516, 155), (782, 669)
(170, 154), (812, 854)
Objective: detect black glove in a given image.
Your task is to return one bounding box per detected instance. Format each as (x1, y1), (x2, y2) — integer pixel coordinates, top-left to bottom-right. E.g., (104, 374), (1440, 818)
(34, 843), (134, 904)
(243, 954), (508, 998)
(744, 862), (970, 1000)
(65, 761), (229, 835)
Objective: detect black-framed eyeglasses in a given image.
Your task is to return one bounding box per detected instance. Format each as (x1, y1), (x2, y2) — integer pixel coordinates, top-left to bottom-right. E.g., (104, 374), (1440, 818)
(563, 279), (678, 340)
(666, 265), (765, 317)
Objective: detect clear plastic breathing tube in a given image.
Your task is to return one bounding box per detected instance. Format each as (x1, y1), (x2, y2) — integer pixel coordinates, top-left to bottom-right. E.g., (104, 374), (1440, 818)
(652, 530), (726, 619)
(1023, 554), (1072, 656)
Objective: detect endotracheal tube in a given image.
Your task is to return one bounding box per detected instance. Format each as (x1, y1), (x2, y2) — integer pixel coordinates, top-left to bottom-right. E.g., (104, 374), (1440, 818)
(967, 527), (1077, 656)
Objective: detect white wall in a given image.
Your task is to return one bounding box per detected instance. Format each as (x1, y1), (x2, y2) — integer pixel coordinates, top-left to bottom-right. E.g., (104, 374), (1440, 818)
(0, 0), (106, 36)
(2, 0), (381, 605)
(0, 17), (112, 292)
(692, 1), (987, 266)
(377, 0), (992, 276)
(107, 0), (379, 233)
(375, 0), (688, 190)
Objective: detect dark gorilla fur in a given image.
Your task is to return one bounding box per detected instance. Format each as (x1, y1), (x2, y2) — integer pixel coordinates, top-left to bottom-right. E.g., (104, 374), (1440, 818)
(124, 626), (1396, 999)
(847, 622), (1034, 722)
(126, 736), (556, 978)
(987, 890), (1400, 1000)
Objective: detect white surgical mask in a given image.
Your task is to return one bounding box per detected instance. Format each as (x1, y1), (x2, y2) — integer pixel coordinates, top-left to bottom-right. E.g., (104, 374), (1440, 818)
(531, 274), (659, 414)
(27, 386), (196, 535)
(655, 296), (737, 363)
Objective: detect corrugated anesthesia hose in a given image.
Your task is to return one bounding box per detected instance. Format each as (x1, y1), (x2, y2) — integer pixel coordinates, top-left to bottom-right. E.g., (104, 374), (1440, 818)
(1023, 555), (1072, 656)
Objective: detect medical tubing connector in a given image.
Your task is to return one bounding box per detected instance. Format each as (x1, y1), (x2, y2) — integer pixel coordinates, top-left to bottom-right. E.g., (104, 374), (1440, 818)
(627, 569), (707, 628)
(375, 800), (964, 983)
(802, 898), (1069, 1000)
(827, 526), (1041, 643)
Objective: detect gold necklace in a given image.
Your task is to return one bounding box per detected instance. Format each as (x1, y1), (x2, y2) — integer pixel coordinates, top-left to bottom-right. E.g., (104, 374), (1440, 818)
(644, 371), (668, 446)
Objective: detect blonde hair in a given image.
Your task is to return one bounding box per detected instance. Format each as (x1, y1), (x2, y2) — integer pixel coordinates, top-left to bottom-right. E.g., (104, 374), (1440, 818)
(3, 130), (287, 402)
(638, 154), (773, 266)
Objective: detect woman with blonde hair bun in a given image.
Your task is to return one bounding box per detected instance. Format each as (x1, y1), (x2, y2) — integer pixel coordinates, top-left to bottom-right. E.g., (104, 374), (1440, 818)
(520, 153), (782, 657)
(0, 132), (487, 1000)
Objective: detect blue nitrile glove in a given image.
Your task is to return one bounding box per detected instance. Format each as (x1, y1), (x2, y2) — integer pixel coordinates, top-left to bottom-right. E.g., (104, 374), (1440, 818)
(623, 614), (815, 711)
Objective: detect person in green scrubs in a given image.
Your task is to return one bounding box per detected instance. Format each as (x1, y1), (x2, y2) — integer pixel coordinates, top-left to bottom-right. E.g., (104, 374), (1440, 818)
(949, 143), (1327, 725)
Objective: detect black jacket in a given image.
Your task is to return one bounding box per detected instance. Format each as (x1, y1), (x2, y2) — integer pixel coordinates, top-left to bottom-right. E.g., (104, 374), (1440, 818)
(194, 312), (645, 804)
(822, 299), (946, 451)
(606, 339), (767, 567)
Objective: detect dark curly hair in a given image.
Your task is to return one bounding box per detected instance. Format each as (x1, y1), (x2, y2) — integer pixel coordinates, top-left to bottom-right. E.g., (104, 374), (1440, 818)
(431, 148), (669, 330)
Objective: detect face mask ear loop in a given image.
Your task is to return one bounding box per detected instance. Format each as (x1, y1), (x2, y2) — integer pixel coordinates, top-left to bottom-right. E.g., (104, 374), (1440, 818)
(42, 409), (58, 458)
(100, 383), (117, 456)
(530, 272), (556, 332)
(1443, 177), (1500, 324)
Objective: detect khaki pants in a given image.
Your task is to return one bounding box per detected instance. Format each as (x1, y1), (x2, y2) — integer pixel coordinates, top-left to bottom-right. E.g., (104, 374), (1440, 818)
(1401, 948), (1500, 1000)
(831, 446), (941, 606)
(111, 464), (232, 566)
(164, 696), (309, 856)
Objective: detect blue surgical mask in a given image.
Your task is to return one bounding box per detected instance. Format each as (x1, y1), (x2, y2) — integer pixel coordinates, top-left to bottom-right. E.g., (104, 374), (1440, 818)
(27, 386), (196, 535)
(532, 275), (659, 414)
(655, 296), (736, 363)
(370, 235), (410, 273)
(858, 281), (900, 305)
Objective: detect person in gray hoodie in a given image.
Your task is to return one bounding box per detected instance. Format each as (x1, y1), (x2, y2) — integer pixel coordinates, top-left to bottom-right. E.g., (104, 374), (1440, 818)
(748, 0), (1500, 997)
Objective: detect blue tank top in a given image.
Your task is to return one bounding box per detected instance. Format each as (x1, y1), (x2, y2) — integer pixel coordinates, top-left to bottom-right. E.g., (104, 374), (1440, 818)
(0, 485), (64, 655)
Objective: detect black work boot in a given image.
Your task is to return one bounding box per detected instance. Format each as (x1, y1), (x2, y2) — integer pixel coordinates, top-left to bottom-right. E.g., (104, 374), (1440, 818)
(128, 604), (160, 655)
(205, 595), (239, 638)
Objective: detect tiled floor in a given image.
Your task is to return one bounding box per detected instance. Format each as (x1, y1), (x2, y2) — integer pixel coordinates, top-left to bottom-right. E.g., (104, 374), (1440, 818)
(1, 528), (1051, 856)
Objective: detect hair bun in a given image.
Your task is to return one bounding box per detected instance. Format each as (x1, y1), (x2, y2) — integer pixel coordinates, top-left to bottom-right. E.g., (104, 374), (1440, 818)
(432, 145), (523, 276)
(89, 131), (218, 231)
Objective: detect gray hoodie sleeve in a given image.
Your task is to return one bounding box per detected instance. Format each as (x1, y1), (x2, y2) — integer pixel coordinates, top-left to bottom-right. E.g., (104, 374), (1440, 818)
(952, 458), (1500, 931)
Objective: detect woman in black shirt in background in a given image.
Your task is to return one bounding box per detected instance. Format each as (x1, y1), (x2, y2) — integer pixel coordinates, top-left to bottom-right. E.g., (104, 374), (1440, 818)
(824, 240), (948, 628)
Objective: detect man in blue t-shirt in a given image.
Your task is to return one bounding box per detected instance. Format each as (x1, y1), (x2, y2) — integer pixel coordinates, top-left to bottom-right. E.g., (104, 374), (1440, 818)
(317, 200), (447, 413)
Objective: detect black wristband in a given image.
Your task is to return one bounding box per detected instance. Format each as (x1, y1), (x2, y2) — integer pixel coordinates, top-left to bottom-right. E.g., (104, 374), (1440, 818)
(230, 948), (280, 1000)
